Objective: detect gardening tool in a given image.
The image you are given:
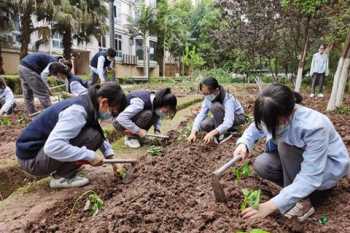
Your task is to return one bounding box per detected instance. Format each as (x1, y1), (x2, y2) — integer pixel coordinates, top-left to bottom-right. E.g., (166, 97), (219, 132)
(146, 133), (169, 139)
(29, 111), (41, 118)
(211, 155), (242, 203)
(104, 158), (138, 184)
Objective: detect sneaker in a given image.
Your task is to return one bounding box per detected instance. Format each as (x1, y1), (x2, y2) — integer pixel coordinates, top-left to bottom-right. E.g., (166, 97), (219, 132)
(214, 133), (233, 144)
(317, 93), (324, 98)
(124, 137), (141, 149)
(49, 175), (90, 188)
(310, 93), (315, 98)
(284, 200), (315, 222)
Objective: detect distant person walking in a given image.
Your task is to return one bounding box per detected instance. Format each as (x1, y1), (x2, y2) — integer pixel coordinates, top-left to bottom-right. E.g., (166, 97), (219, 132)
(310, 44), (329, 98)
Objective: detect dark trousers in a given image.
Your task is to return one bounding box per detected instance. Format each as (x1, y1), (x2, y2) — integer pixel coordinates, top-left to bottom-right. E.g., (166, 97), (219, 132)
(311, 72), (325, 94)
(199, 102), (246, 133)
(18, 127), (104, 178)
(113, 110), (157, 134)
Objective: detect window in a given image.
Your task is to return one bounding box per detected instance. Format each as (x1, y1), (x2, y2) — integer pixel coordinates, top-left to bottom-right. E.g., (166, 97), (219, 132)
(149, 40), (157, 61)
(114, 34), (122, 57)
(52, 32), (63, 49)
(113, 5), (117, 18)
(135, 39), (143, 60)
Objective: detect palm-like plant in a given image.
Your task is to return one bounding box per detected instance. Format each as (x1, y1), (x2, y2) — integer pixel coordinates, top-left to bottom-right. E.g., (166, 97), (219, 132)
(129, 4), (157, 79)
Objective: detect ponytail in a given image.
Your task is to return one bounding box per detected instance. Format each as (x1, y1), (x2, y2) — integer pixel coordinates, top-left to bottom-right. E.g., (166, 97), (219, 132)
(293, 91), (303, 104)
(153, 88), (177, 114)
(88, 82), (127, 111)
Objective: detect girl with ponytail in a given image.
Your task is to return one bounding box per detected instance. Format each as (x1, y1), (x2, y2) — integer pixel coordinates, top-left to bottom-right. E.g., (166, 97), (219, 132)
(113, 87), (177, 149)
(233, 83), (349, 223)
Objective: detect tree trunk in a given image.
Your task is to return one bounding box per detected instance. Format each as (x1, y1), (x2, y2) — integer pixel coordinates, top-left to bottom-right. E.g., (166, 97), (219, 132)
(143, 33), (149, 79)
(20, 6), (33, 59)
(294, 17), (311, 92)
(327, 32), (350, 111)
(335, 53), (350, 107)
(0, 44), (4, 75)
(109, 0), (115, 49)
(162, 39), (166, 78)
(62, 26), (72, 60)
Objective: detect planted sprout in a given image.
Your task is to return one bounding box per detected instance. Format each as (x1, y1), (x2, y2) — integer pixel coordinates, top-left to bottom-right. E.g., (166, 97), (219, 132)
(231, 162), (251, 182)
(71, 190), (104, 218)
(0, 117), (12, 126)
(319, 214), (328, 225)
(240, 188), (261, 211)
(147, 146), (162, 156)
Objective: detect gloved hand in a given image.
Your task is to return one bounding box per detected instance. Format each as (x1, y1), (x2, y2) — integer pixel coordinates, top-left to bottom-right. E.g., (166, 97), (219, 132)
(89, 153), (104, 166)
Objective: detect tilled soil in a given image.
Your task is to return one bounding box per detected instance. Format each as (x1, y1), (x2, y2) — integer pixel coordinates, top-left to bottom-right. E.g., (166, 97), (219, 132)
(17, 92), (350, 233)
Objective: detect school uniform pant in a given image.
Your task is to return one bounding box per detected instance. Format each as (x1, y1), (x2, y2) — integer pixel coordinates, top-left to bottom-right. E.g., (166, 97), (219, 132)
(90, 71), (108, 85)
(113, 110), (158, 134)
(19, 65), (52, 114)
(199, 102), (246, 133)
(17, 127), (104, 179)
(311, 72), (325, 94)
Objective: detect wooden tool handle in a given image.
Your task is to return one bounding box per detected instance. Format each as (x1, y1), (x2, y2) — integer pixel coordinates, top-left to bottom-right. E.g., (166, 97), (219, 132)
(213, 156), (241, 177)
(103, 159), (138, 164)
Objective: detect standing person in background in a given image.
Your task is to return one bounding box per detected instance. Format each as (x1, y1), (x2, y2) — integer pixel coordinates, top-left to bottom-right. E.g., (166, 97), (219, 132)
(187, 77), (245, 144)
(89, 48), (117, 85)
(310, 44), (329, 98)
(113, 88), (177, 149)
(19, 53), (66, 115)
(0, 77), (16, 116)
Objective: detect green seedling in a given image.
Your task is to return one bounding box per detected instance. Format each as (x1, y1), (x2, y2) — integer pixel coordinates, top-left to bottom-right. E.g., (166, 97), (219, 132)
(0, 117), (12, 126)
(240, 188), (261, 211)
(147, 146), (162, 156)
(236, 229), (270, 233)
(71, 190), (104, 218)
(319, 214), (328, 225)
(231, 162), (251, 182)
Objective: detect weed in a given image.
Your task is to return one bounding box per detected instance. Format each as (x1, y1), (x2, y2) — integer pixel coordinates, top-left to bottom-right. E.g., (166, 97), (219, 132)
(335, 106), (350, 115)
(147, 146), (162, 156)
(0, 117), (12, 126)
(240, 188), (261, 211)
(319, 214), (328, 225)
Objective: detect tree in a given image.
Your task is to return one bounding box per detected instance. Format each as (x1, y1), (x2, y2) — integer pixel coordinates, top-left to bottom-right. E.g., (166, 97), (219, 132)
(0, 1), (15, 74)
(8, 0), (54, 58)
(129, 4), (157, 79)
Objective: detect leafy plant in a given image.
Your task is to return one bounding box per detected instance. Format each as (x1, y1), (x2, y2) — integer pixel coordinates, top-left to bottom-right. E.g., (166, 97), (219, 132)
(0, 117), (12, 126)
(147, 146), (162, 156)
(71, 190), (104, 218)
(319, 214), (328, 225)
(231, 162), (251, 182)
(240, 189), (261, 211)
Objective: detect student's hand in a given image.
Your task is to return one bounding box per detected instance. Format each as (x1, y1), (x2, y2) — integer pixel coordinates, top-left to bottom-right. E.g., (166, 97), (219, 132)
(187, 132), (197, 143)
(203, 130), (217, 144)
(89, 153), (104, 166)
(241, 200), (277, 221)
(233, 143), (249, 160)
(107, 155), (125, 177)
(138, 129), (147, 138)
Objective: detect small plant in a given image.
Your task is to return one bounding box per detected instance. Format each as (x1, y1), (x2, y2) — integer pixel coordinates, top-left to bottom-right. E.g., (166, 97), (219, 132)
(319, 214), (328, 225)
(147, 146), (162, 156)
(71, 190), (104, 218)
(240, 188), (261, 211)
(0, 117), (12, 126)
(231, 162), (251, 182)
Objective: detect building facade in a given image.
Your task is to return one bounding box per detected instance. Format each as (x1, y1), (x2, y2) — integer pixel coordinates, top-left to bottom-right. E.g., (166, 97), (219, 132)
(2, 0), (159, 77)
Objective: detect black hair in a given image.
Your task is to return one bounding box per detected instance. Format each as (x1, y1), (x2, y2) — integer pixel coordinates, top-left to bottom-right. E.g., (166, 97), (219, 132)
(49, 62), (69, 76)
(153, 88), (177, 115)
(88, 81), (127, 114)
(107, 48), (117, 58)
(63, 61), (73, 72)
(0, 77), (6, 89)
(254, 83), (302, 138)
(199, 76), (219, 92)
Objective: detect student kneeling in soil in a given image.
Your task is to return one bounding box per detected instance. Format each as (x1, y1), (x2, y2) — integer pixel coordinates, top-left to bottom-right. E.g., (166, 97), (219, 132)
(0, 77), (16, 116)
(234, 84), (349, 222)
(113, 88), (177, 149)
(187, 77), (245, 144)
(16, 82), (127, 188)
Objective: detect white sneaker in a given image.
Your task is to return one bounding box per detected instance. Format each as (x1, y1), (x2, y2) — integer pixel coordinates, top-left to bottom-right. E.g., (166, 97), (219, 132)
(49, 175), (90, 188)
(124, 137), (141, 149)
(310, 93), (315, 98)
(317, 93), (324, 98)
(284, 201), (315, 222)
